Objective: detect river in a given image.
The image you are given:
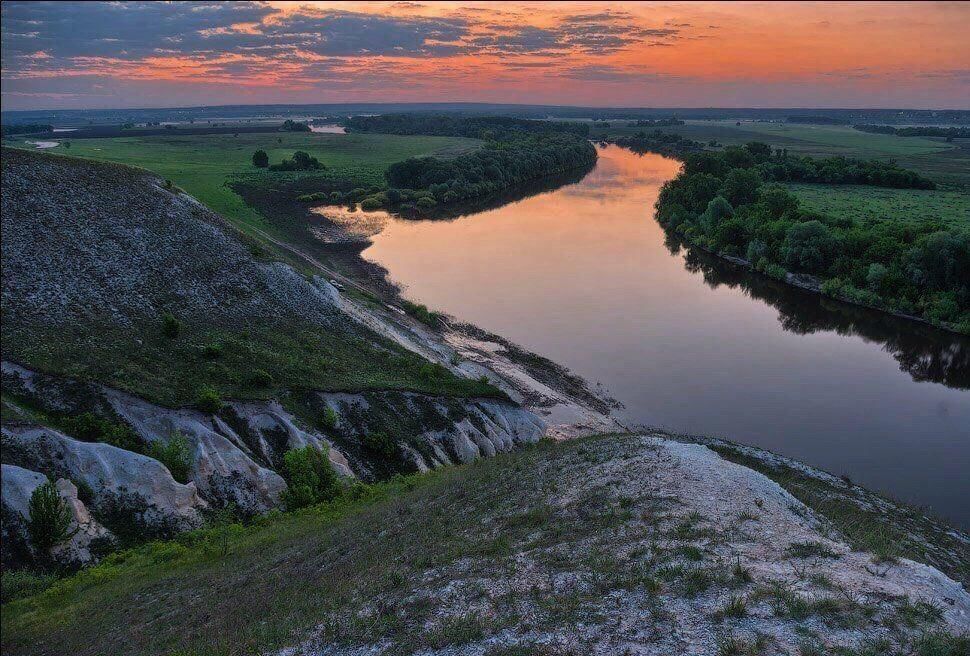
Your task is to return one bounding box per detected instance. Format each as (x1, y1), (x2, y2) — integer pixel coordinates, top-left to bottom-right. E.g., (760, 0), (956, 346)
(361, 144), (970, 527)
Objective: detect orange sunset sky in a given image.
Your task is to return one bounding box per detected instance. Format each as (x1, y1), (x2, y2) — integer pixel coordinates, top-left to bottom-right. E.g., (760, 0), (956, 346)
(2, 1), (968, 110)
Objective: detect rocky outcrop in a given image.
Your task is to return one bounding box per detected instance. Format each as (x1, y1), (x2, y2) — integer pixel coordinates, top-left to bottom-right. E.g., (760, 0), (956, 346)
(223, 400), (354, 477)
(1, 425), (206, 538)
(1, 464), (114, 568)
(315, 391), (546, 475)
(103, 389), (288, 515)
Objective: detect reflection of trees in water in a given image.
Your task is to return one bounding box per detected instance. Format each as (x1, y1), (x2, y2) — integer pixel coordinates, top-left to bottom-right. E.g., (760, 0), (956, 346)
(667, 237), (970, 389)
(396, 164), (594, 223)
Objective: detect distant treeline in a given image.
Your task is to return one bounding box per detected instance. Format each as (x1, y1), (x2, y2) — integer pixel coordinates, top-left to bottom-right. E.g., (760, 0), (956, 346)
(656, 143), (968, 332)
(606, 130), (704, 158)
(854, 124), (970, 139)
(1, 124), (52, 136)
(336, 114), (596, 212)
(346, 113), (590, 138)
(786, 116), (850, 125)
(628, 119), (685, 127)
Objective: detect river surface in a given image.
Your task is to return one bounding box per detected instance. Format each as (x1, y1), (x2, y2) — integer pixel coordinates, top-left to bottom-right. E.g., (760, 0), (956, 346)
(362, 145), (970, 527)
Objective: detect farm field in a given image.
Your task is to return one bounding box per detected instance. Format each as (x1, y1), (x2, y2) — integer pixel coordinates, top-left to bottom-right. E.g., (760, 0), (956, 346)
(789, 183), (970, 230)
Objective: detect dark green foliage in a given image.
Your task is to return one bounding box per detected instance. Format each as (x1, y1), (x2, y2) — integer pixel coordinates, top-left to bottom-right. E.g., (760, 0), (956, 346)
(280, 445), (340, 510)
(251, 149), (269, 168)
(608, 130), (703, 158)
(0, 570), (56, 603)
(348, 114), (596, 211)
(248, 369), (274, 388)
(401, 300), (443, 326)
(362, 431), (398, 458)
(59, 412), (142, 452)
(655, 147), (969, 331)
(1, 124), (52, 136)
(269, 151), (323, 172)
(280, 119), (311, 132)
(854, 124), (970, 138)
(317, 406), (339, 431)
(346, 113), (590, 138)
(781, 220), (837, 271)
(195, 385), (223, 413)
(161, 313), (182, 339)
(720, 168), (762, 206)
(26, 482), (74, 555)
(146, 433), (193, 484)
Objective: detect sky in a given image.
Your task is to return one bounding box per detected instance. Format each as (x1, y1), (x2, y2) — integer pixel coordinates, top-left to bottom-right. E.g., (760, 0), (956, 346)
(2, 1), (968, 111)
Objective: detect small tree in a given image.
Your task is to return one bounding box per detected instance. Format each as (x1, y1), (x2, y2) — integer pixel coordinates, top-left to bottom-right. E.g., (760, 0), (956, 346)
(161, 312), (182, 338)
(196, 385), (223, 413)
(252, 149), (269, 168)
(147, 432), (194, 483)
(27, 482), (74, 555)
(280, 445), (340, 510)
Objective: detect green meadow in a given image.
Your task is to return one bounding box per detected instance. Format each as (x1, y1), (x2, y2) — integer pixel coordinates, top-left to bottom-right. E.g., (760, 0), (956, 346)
(790, 184), (970, 230)
(7, 132), (480, 243)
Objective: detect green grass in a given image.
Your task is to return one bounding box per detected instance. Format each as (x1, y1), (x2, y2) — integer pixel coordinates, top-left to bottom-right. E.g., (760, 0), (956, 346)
(2, 319), (498, 409)
(3, 433), (965, 656)
(789, 184), (970, 229)
(0, 438), (570, 655)
(4, 132), (480, 245)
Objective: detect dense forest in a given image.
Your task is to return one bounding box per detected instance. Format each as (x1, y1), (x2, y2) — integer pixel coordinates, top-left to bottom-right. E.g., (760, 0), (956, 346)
(304, 114), (597, 213)
(655, 143), (969, 332)
(853, 124), (970, 139)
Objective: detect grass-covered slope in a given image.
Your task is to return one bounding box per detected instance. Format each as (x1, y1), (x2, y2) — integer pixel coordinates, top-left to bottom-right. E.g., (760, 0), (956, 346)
(9, 132), (481, 247)
(0, 147), (496, 406)
(3, 434), (967, 656)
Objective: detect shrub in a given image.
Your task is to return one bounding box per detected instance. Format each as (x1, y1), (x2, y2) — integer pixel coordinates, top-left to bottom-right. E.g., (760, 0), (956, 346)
(269, 151), (323, 171)
(362, 431), (398, 458)
(27, 481), (75, 554)
(1, 570), (56, 603)
(249, 369), (274, 388)
(200, 343), (223, 359)
(360, 197), (383, 211)
(147, 432), (194, 484)
(317, 406), (339, 431)
(59, 412), (142, 452)
(161, 312), (182, 339)
(195, 385), (223, 413)
(280, 445), (340, 510)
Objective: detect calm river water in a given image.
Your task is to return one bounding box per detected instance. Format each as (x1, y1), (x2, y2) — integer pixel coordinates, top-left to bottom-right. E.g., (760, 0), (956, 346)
(362, 145), (970, 527)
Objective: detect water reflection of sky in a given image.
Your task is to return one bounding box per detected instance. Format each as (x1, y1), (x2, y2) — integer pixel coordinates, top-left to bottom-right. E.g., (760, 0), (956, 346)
(364, 145), (970, 527)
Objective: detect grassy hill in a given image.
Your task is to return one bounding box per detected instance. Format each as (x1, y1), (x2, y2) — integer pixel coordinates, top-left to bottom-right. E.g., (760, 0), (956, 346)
(0, 147), (496, 408)
(3, 132), (481, 253)
(3, 433), (967, 656)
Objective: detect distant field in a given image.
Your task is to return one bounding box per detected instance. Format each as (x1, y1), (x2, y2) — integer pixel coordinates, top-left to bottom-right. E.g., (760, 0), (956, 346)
(3, 132), (481, 242)
(591, 120), (970, 191)
(789, 184), (970, 230)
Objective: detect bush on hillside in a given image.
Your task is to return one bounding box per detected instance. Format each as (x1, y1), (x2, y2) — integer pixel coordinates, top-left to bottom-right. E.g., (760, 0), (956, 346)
(27, 482), (74, 555)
